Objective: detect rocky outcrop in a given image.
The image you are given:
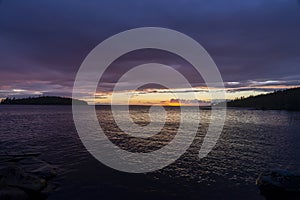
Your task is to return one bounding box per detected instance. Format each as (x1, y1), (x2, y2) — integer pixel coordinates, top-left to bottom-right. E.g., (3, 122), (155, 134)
(0, 154), (58, 200)
(256, 169), (300, 200)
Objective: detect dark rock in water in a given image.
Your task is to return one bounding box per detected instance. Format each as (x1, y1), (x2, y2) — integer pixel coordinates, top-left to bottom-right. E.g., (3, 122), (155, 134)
(0, 166), (46, 192)
(0, 154), (58, 199)
(40, 182), (58, 197)
(0, 186), (29, 200)
(256, 169), (300, 200)
(31, 165), (57, 180)
(18, 157), (57, 180)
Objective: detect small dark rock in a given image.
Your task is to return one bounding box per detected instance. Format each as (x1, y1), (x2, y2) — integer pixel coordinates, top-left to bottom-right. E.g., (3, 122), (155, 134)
(0, 166), (46, 192)
(31, 165), (57, 180)
(256, 169), (300, 200)
(17, 157), (57, 180)
(0, 186), (29, 200)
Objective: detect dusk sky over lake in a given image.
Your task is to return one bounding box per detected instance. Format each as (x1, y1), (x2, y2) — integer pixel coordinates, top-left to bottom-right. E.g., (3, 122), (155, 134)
(1, 2), (300, 199)
(0, 0), (300, 105)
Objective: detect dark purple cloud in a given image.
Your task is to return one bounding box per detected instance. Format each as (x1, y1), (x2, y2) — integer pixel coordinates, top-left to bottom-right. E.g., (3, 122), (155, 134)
(0, 0), (300, 98)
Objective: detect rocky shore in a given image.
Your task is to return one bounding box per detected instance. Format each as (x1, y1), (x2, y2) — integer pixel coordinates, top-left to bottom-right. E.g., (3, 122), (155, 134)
(0, 153), (58, 200)
(256, 169), (300, 200)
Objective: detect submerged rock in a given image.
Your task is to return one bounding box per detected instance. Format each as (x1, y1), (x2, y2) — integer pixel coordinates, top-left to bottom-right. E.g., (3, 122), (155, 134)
(0, 186), (29, 200)
(0, 166), (46, 192)
(256, 169), (300, 200)
(31, 165), (57, 180)
(18, 157), (57, 180)
(0, 156), (58, 199)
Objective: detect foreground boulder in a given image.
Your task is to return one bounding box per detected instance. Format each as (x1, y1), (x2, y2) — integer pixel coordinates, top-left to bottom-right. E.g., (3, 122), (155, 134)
(0, 166), (46, 191)
(0, 186), (29, 200)
(0, 155), (58, 200)
(256, 169), (300, 200)
(18, 157), (57, 180)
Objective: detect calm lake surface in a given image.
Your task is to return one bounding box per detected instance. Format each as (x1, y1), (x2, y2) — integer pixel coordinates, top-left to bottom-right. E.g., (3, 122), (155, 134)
(0, 105), (300, 199)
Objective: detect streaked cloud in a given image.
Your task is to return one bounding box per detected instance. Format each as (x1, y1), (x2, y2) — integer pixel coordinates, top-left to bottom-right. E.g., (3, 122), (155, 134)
(0, 0), (299, 102)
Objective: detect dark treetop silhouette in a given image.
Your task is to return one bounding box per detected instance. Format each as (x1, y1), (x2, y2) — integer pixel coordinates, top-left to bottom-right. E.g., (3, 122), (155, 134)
(226, 87), (300, 111)
(0, 96), (87, 105)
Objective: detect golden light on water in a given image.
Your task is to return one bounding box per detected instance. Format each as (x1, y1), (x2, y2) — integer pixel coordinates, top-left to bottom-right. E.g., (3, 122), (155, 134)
(72, 84), (300, 105)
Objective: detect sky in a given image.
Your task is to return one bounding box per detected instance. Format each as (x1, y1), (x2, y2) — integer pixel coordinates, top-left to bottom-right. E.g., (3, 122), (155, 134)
(0, 0), (299, 105)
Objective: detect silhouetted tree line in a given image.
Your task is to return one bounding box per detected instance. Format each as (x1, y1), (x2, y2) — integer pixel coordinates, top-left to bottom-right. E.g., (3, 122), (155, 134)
(0, 96), (87, 105)
(226, 87), (300, 111)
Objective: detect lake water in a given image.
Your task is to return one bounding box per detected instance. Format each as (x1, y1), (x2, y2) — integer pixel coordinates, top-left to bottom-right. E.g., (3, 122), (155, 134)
(0, 105), (300, 199)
